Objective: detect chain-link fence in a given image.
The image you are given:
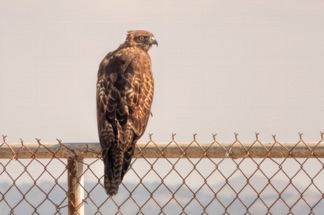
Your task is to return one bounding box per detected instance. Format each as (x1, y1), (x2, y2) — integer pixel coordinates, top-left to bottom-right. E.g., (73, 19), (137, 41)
(1, 134), (324, 215)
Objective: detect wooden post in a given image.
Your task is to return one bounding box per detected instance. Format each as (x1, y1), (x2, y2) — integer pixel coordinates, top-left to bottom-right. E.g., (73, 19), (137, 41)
(67, 157), (84, 215)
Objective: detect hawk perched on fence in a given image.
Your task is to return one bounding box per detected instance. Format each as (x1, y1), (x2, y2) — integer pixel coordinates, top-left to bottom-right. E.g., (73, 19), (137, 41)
(96, 30), (157, 195)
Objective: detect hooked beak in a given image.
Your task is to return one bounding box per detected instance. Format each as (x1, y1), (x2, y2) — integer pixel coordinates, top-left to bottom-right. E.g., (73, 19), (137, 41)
(150, 36), (158, 47)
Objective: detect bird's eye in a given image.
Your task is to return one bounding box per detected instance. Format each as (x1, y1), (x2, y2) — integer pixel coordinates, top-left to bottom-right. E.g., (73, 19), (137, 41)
(139, 36), (145, 41)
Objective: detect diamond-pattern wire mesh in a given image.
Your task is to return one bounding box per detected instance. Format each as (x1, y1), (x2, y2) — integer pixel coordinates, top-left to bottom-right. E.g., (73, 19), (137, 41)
(0, 134), (324, 214)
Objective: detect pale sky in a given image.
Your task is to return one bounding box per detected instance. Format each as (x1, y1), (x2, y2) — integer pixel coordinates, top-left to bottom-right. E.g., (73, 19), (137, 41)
(1, 0), (324, 143)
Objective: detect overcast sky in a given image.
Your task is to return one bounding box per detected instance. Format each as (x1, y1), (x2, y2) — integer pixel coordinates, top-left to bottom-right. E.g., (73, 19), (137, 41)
(1, 0), (324, 143)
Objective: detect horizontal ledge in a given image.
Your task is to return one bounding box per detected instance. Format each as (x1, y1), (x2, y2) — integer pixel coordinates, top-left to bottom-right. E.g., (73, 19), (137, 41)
(0, 141), (324, 159)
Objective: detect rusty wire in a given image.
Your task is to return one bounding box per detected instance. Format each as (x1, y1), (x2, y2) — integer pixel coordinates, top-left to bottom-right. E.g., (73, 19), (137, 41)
(0, 134), (324, 214)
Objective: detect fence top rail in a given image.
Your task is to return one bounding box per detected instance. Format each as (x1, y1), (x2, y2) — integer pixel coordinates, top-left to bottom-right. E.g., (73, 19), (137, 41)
(0, 141), (324, 159)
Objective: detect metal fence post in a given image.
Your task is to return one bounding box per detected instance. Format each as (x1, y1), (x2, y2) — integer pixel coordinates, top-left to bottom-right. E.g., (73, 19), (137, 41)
(67, 157), (84, 215)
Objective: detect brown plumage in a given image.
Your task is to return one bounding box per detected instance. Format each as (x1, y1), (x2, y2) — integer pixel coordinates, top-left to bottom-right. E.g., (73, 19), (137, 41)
(96, 30), (157, 195)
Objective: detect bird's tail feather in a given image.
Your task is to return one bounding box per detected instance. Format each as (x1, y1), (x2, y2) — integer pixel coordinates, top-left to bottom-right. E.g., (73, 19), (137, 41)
(103, 146), (124, 196)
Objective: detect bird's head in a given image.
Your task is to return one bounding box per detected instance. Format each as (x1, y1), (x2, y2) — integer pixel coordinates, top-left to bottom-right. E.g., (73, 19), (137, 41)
(125, 30), (158, 52)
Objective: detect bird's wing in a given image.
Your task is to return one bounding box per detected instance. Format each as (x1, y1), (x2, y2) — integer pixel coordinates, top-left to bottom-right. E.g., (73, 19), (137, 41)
(96, 47), (154, 150)
(123, 49), (154, 139)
